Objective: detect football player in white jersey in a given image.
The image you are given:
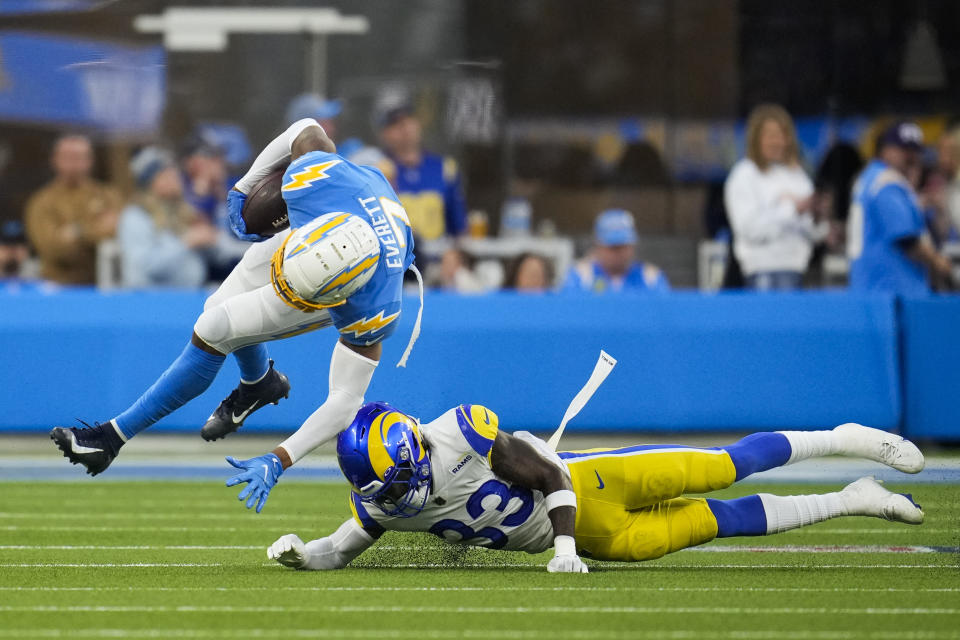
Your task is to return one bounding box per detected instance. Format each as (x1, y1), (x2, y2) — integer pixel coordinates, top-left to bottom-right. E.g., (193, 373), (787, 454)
(267, 402), (925, 573)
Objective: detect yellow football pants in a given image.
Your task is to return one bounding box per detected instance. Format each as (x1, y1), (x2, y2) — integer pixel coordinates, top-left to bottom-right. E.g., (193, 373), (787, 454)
(559, 445), (737, 562)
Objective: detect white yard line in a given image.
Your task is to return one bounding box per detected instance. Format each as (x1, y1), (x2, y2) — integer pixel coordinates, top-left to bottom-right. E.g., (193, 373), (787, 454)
(0, 605), (957, 615)
(0, 563), (225, 568)
(0, 545), (260, 550)
(1, 630), (954, 640)
(0, 585), (957, 593)
(0, 559), (949, 569)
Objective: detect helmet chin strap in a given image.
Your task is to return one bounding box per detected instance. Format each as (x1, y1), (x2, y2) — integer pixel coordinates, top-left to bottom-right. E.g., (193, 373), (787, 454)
(397, 264), (423, 368)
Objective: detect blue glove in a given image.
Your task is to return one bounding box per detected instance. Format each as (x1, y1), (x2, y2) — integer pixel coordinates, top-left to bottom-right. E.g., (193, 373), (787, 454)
(225, 453), (284, 513)
(226, 189), (269, 242)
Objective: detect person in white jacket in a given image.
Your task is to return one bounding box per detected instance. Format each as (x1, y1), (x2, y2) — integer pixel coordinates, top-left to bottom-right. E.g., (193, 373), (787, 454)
(724, 104), (826, 290)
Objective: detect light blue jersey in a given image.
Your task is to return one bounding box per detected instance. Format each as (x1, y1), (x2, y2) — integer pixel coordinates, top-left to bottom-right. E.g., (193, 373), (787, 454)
(848, 159), (928, 296)
(282, 151), (416, 345)
(562, 260), (670, 294)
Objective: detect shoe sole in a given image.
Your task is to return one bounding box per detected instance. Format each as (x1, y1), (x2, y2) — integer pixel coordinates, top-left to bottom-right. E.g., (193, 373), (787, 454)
(49, 427), (111, 477)
(200, 378), (291, 442)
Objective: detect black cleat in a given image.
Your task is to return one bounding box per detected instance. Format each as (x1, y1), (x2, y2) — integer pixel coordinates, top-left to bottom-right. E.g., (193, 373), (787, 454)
(50, 421), (124, 476)
(201, 360), (290, 442)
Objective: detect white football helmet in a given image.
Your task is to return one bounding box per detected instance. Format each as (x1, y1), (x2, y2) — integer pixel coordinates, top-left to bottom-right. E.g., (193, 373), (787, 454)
(272, 212), (380, 311)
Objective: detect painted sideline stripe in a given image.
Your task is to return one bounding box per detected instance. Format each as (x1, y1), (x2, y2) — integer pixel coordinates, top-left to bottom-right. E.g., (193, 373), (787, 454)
(0, 512), (312, 521)
(0, 563), (224, 568)
(0, 561), (949, 570)
(334, 563), (951, 570)
(0, 605), (957, 615)
(0, 544), (955, 554)
(687, 545), (960, 554)
(0, 526), (951, 535)
(0, 545), (260, 550)
(3, 630), (955, 640)
(0, 585), (957, 594)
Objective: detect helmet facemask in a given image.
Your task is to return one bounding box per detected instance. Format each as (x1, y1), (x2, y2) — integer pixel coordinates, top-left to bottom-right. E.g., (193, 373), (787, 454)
(357, 433), (431, 517)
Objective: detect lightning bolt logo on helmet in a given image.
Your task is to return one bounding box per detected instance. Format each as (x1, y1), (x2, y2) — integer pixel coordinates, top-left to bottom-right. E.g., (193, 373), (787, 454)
(282, 159), (343, 192)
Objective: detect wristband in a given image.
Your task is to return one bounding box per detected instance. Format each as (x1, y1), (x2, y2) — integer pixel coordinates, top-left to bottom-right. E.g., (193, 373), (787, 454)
(544, 489), (577, 512)
(553, 535), (576, 557)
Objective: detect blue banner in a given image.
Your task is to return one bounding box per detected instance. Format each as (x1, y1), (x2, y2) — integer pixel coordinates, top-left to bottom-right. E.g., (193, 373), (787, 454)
(0, 289), (917, 437)
(0, 31), (165, 134)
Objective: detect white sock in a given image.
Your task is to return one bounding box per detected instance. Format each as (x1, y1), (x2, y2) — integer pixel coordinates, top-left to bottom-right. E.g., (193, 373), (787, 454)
(776, 430), (839, 465)
(108, 419), (128, 443)
(241, 369), (270, 385)
(758, 492), (848, 534)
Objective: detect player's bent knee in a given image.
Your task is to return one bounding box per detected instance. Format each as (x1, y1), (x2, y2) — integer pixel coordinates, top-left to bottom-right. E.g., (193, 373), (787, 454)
(194, 305), (233, 353)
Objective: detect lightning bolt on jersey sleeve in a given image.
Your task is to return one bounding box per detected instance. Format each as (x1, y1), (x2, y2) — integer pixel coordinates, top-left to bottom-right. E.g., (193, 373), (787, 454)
(278, 150), (416, 348)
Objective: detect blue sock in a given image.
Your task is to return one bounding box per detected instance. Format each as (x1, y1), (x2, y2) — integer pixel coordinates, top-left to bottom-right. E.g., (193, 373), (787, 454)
(723, 432), (792, 481)
(707, 496), (768, 537)
(114, 343), (225, 439)
(233, 344), (269, 383)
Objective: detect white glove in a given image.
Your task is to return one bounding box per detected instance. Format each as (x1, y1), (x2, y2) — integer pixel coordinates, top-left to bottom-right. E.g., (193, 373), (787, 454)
(267, 533), (307, 568)
(546, 535), (588, 574)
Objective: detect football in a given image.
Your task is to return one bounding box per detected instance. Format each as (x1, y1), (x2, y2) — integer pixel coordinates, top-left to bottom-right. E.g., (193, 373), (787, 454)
(241, 166), (289, 236)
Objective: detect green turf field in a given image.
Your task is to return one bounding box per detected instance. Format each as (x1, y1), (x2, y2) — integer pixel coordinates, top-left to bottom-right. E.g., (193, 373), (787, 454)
(1, 481), (958, 639)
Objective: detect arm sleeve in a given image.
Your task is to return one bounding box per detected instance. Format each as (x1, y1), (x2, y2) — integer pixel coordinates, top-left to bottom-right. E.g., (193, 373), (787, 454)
(277, 341), (378, 463)
(233, 119), (322, 194)
(876, 185), (925, 243)
(442, 157), (468, 236)
(300, 519), (375, 571)
(724, 167), (798, 244)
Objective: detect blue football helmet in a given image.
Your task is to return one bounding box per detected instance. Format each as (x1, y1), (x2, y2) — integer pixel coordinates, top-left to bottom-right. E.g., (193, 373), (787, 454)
(336, 402), (432, 517)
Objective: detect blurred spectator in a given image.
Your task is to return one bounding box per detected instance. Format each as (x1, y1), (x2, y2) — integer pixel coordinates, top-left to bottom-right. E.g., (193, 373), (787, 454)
(180, 135), (228, 225)
(117, 147), (216, 289)
(813, 142), (864, 251)
(724, 104), (824, 291)
(916, 127), (960, 247)
(378, 104), (467, 240)
(848, 122), (953, 295)
(939, 125), (960, 235)
(505, 252), (554, 293)
(435, 247), (485, 293)
(0, 219), (30, 280)
(562, 209), (669, 293)
(25, 134), (119, 285)
(286, 93), (363, 159)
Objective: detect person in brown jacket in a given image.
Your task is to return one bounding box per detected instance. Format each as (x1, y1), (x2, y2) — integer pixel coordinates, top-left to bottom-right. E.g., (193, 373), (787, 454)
(25, 134), (120, 285)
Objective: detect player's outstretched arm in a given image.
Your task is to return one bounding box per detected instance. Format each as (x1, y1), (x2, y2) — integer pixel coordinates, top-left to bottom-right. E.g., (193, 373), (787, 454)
(490, 432), (588, 574)
(226, 119), (333, 241)
(267, 519), (377, 571)
(225, 340), (379, 512)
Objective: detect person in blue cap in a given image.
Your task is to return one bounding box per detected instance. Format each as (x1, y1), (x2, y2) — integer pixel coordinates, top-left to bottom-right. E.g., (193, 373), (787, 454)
(562, 209), (670, 293)
(285, 93), (363, 160)
(848, 122), (954, 295)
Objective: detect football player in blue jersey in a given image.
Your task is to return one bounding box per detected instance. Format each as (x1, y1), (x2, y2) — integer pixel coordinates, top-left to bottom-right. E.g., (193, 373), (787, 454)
(562, 209), (670, 294)
(848, 122), (954, 295)
(266, 402), (924, 573)
(51, 119), (419, 512)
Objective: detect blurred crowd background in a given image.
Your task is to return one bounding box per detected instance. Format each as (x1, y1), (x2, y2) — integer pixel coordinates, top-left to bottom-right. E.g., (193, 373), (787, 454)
(3, 0), (960, 298)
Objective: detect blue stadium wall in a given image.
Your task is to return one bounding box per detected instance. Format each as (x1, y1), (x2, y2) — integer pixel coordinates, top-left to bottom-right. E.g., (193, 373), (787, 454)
(0, 289), (955, 439)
